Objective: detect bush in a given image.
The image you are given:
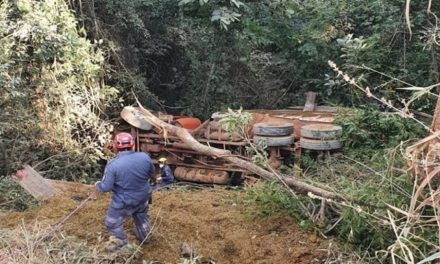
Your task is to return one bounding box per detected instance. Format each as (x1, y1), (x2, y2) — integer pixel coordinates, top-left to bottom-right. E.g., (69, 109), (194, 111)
(0, 0), (115, 182)
(242, 181), (316, 229)
(0, 177), (37, 212)
(335, 107), (426, 157)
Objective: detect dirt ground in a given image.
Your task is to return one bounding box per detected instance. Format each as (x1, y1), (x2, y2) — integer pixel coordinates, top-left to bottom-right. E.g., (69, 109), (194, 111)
(0, 181), (330, 263)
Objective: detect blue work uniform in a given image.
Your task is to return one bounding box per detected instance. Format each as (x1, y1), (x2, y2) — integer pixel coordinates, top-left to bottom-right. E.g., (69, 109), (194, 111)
(96, 151), (154, 243)
(153, 164), (174, 190)
(160, 165), (174, 185)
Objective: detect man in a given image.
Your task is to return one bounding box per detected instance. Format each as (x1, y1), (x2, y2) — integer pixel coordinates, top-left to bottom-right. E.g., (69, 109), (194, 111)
(95, 132), (154, 250)
(154, 157), (174, 190)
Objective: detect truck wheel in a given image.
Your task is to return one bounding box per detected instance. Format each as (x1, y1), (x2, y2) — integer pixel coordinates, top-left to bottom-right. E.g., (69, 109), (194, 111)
(253, 123), (293, 136)
(301, 124), (342, 139)
(208, 121), (225, 131)
(253, 135), (293, 147)
(205, 131), (242, 141)
(211, 112), (227, 120)
(299, 137), (342, 150)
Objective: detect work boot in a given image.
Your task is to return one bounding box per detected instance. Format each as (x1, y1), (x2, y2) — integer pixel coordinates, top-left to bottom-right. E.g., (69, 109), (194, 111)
(106, 236), (128, 253)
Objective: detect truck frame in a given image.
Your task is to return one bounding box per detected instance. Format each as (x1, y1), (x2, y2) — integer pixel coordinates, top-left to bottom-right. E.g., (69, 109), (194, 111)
(115, 106), (336, 184)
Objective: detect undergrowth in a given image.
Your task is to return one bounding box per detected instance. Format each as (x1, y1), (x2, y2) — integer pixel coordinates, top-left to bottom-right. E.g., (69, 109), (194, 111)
(0, 0), (115, 182)
(0, 221), (136, 263)
(241, 181), (316, 230)
(241, 108), (432, 263)
(334, 107), (426, 158)
(0, 177), (37, 212)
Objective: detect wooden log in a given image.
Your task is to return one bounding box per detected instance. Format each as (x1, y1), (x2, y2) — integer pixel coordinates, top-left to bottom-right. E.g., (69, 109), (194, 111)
(303, 91), (317, 111)
(14, 165), (57, 201)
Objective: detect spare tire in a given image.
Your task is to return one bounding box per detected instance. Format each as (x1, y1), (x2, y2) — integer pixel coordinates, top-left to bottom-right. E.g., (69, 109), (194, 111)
(299, 137), (342, 150)
(253, 135), (293, 147)
(208, 121), (225, 131)
(301, 124), (342, 139)
(211, 112), (227, 120)
(253, 123), (294, 136)
(204, 131), (243, 141)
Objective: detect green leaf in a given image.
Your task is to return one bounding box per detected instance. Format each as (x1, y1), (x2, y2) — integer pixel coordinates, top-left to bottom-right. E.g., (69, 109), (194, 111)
(230, 0), (245, 8)
(178, 0), (196, 6)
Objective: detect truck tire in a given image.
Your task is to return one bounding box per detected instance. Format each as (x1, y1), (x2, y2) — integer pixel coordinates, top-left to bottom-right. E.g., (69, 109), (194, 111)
(301, 124), (342, 139)
(204, 131), (243, 141)
(299, 137), (342, 150)
(253, 135), (293, 147)
(253, 123), (294, 136)
(211, 112), (227, 120)
(208, 121), (225, 131)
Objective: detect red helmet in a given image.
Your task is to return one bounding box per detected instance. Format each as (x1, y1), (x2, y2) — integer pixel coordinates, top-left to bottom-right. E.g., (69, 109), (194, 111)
(113, 132), (134, 150)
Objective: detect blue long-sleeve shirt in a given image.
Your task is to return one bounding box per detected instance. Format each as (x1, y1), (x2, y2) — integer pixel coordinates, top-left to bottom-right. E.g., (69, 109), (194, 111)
(96, 151), (154, 208)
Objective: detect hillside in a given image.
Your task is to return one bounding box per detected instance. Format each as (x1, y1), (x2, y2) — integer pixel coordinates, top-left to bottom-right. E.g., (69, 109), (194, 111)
(0, 181), (340, 263)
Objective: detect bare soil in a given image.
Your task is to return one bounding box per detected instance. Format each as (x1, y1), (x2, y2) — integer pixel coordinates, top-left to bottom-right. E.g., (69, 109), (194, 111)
(0, 181), (329, 263)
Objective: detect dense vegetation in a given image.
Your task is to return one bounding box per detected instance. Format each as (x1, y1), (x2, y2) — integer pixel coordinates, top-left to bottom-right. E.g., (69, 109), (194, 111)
(74, 0), (440, 117)
(1, 0), (440, 262)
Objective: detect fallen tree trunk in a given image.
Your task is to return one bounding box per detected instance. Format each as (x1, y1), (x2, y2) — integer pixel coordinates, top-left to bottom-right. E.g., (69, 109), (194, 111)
(137, 105), (346, 201)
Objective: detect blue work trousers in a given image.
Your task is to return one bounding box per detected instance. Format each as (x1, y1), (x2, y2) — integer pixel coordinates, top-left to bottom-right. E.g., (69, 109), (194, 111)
(104, 201), (150, 243)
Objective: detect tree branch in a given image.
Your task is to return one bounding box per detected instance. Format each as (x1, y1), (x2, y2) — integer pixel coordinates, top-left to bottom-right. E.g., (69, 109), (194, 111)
(136, 103), (347, 201)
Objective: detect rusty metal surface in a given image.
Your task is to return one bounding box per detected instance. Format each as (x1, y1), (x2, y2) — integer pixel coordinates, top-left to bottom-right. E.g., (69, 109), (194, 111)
(172, 162), (246, 172)
(140, 143), (162, 153)
(117, 107), (338, 184)
(174, 167), (230, 184)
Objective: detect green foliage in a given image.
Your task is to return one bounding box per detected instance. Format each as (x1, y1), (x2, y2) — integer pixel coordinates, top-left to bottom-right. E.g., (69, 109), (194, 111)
(337, 207), (394, 252)
(296, 153), (316, 169)
(75, 0), (440, 121)
(242, 109), (423, 259)
(0, 0), (438, 262)
(294, 152), (415, 258)
(179, 0), (244, 30)
(218, 108), (272, 166)
(242, 181), (313, 229)
(210, 8), (241, 30)
(0, 0), (114, 180)
(335, 107), (426, 157)
(0, 177), (37, 212)
(218, 108), (252, 133)
(246, 143), (269, 167)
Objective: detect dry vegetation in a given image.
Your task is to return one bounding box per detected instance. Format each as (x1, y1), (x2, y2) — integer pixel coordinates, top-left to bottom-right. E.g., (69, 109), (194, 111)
(0, 181), (362, 264)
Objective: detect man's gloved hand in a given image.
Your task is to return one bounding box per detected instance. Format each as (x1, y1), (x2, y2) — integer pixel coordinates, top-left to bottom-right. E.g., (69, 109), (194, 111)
(95, 181), (101, 189)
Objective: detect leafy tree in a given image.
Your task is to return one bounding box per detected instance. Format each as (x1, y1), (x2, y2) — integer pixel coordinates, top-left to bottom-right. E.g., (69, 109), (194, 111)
(0, 0), (115, 180)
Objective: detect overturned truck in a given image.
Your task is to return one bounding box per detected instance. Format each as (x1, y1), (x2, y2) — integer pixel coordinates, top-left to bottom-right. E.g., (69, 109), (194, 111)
(115, 106), (342, 184)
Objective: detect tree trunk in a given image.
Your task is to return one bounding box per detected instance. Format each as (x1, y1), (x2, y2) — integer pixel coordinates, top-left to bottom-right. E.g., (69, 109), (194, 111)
(137, 105), (346, 201)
